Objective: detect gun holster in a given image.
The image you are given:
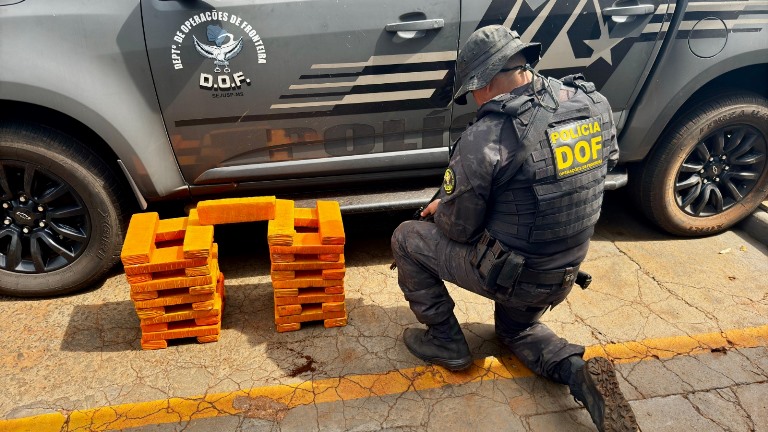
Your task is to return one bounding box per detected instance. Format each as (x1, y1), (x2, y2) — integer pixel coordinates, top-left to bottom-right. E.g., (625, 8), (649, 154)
(471, 232), (525, 296)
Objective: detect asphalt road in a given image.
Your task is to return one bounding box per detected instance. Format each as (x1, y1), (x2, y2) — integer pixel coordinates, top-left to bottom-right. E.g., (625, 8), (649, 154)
(1, 191), (767, 431)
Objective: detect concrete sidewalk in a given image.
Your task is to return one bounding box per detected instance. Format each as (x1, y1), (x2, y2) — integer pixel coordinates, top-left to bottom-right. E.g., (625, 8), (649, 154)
(1, 193), (767, 431)
(739, 199), (768, 246)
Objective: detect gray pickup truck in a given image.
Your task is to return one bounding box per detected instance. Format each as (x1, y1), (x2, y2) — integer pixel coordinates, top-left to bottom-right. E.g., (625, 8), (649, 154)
(1, 0), (766, 296)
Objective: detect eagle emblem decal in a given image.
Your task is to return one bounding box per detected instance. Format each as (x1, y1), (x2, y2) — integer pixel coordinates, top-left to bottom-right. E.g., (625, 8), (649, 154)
(193, 25), (244, 73)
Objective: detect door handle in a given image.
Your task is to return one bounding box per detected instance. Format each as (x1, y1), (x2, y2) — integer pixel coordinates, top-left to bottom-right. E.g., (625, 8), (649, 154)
(602, 4), (655, 16)
(386, 18), (444, 39)
(385, 19), (445, 32)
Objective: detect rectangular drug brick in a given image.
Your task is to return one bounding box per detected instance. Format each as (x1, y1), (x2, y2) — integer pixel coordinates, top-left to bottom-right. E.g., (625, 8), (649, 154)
(140, 319), (221, 342)
(121, 213), (159, 265)
(273, 288), (299, 297)
(183, 225), (214, 259)
(269, 233), (344, 255)
(185, 249), (218, 277)
(270, 270), (295, 281)
(272, 268), (345, 283)
(293, 207), (318, 228)
(188, 208), (201, 226)
(132, 288), (216, 309)
(129, 269), (214, 293)
(123, 246), (208, 276)
(140, 340), (169, 350)
(140, 308), (222, 332)
(322, 302), (346, 313)
(276, 323), (301, 333)
(273, 288), (345, 306)
(155, 217), (188, 242)
(318, 253), (341, 262)
(324, 317), (348, 328)
(125, 273), (153, 284)
(188, 259), (220, 294)
(274, 303), (346, 325)
(276, 304), (303, 317)
(322, 268), (345, 280)
(317, 201), (345, 245)
(271, 274), (342, 289)
(197, 196), (277, 225)
(267, 199), (296, 246)
(137, 296), (222, 322)
(270, 253), (295, 263)
(324, 286), (344, 294)
(271, 255), (345, 271)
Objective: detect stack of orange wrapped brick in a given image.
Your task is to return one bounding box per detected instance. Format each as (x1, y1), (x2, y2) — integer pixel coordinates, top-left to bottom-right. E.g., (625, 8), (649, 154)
(120, 213), (224, 350)
(121, 195), (346, 345)
(268, 200), (348, 332)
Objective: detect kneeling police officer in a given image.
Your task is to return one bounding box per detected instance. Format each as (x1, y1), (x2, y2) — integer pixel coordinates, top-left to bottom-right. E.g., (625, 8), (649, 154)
(391, 25), (638, 432)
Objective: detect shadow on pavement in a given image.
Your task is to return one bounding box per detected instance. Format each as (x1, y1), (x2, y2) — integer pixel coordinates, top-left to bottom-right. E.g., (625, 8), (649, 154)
(218, 272), (508, 381)
(60, 300), (141, 352)
(596, 190), (676, 242)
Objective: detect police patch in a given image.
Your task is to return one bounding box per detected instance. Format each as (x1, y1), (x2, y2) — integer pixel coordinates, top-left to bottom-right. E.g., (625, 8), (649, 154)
(547, 117), (603, 179)
(443, 168), (455, 194)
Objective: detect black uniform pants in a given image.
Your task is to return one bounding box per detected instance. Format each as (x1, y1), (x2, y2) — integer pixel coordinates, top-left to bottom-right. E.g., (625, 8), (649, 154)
(391, 220), (584, 383)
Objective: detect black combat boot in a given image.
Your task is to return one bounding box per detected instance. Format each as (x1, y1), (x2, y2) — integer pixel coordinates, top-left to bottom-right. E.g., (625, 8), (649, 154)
(569, 357), (638, 432)
(403, 316), (472, 371)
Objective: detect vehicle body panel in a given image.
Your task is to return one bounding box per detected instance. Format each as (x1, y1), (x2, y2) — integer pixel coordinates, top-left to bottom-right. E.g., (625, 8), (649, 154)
(619, 0), (768, 161)
(0, 0), (765, 202)
(141, 0), (460, 187)
(0, 1), (187, 200)
(450, 0), (672, 142)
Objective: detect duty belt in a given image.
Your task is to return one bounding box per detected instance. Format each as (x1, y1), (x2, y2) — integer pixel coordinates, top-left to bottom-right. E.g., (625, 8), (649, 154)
(519, 267), (580, 289)
(474, 232), (592, 289)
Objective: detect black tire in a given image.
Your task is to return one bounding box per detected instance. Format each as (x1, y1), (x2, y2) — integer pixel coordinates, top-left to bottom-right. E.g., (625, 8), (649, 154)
(636, 93), (768, 236)
(0, 123), (129, 296)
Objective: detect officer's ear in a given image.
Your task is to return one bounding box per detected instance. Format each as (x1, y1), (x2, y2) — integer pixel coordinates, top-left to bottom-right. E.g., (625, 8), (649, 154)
(471, 86), (491, 106)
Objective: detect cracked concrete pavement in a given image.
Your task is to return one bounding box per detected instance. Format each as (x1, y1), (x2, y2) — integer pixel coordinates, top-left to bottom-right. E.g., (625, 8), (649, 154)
(1, 191), (767, 431)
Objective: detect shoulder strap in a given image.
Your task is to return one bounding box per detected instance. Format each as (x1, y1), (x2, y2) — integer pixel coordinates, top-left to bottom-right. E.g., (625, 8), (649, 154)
(495, 78), (562, 187)
(561, 74), (595, 93)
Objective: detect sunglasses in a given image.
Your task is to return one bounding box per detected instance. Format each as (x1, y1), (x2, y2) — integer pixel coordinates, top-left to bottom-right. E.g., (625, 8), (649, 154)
(499, 65), (529, 73)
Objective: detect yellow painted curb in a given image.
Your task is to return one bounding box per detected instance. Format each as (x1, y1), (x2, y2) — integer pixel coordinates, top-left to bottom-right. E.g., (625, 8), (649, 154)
(2, 324), (767, 431)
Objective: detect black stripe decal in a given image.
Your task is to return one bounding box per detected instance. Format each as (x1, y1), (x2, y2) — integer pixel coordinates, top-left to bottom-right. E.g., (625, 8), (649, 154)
(175, 100), (443, 127)
(476, 0), (516, 29)
(677, 27), (764, 38)
(279, 80), (446, 99)
(298, 61), (455, 80)
(683, 10), (768, 20)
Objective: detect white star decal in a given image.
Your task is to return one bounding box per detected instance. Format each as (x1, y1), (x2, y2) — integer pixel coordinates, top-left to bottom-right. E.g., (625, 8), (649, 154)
(533, 0), (621, 70)
(583, 21), (622, 65)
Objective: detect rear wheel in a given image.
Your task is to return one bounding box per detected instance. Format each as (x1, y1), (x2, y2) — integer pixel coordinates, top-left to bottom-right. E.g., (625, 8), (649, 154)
(0, 123), (128, 296)
(636, 93), (768, 236)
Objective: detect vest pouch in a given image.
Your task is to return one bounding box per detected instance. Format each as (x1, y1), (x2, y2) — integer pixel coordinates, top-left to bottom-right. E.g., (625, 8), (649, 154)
(494, 251), (525, 298)
(475, 245), (508, 290)
(474, 235), (525, 298)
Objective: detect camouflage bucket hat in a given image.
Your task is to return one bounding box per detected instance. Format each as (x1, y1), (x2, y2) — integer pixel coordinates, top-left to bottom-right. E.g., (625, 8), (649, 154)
(453, 25), (541, 105)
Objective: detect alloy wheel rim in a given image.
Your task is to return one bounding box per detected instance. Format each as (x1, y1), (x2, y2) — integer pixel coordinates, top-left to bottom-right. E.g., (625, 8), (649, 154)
(0, 161), (90, 273)
(674, 124), (767, 217)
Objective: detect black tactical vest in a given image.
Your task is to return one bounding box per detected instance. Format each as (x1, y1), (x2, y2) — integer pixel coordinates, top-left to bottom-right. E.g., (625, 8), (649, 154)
(486, 75), (614, 256)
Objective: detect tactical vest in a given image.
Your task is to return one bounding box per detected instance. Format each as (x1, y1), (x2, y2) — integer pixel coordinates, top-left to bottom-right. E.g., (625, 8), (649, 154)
(486, 75), (614, 255)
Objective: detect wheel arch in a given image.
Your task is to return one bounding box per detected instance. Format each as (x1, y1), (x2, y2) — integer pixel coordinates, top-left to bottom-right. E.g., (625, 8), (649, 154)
(0, 90), (189, 204)
(620, 56), (768, 163)
(630, 91), (768, 236)
(0, 99), (131, 196)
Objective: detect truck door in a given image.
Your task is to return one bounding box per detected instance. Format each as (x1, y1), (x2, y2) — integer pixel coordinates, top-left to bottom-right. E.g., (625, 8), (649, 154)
(141, 0), (459, 188)
(451, 0), (672, 138)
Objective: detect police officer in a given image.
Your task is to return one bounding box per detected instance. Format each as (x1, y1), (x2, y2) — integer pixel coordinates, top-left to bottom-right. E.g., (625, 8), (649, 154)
(391, 26), (637, 432)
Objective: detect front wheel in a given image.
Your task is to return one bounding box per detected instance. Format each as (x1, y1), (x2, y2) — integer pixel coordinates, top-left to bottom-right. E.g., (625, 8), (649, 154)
(635, 93), (768, 236)
(0, 123), (129, 296)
